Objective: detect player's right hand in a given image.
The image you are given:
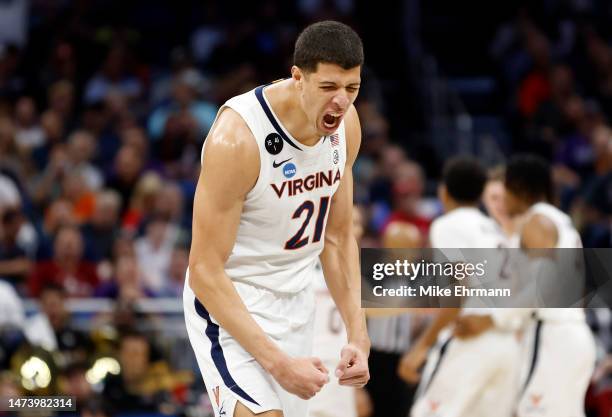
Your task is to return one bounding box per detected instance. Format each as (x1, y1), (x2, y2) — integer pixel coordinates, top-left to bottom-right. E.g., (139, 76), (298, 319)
(397, 343), (428, 384)
(270, 356), (329, 400)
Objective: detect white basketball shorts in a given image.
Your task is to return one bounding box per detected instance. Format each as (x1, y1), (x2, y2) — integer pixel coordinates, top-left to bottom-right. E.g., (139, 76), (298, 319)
(516, 319), (596, 417)
(183, 274), (315, 417)
(412, 329), (521, 417)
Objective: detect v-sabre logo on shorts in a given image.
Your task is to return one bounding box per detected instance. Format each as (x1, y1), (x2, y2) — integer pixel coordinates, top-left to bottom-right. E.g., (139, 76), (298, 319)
(283, 163), (297, 179)
(524, 393), (545, 414)
(271, 168), (341, 198)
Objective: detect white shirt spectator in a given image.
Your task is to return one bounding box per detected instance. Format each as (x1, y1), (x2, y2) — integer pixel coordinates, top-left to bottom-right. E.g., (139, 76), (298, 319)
(0, 280), (24, 329)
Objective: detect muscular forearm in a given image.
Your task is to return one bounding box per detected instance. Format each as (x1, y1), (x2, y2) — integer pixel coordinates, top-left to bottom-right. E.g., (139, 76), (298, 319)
(188, 264), (287, 372)
(320, 236), (369, 352)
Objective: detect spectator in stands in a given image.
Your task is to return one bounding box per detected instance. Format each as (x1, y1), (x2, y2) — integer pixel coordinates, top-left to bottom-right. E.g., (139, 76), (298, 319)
(482, 167), (516, 237)
(121, 172), (163, 232)
(29, 110), (65, 171)
(66, 130), (104, 192)
(95, 255), (154, 300)
(518, 27), (552, 119)
(155, 182), (183, 220)
(105, 145), (144, 215)
(24, 283), (93, 363)
(148, 68), (217, 142)
(36, 198), (75, 258)
(0, 278), (24, 329)
(158, 245), (189, 298)
(47, 80), (77, 131)
(135, 215), (177, 295)
(0, 117), (22, 177)
(84, 45), (142, 105)
(61, 168), (97, 224)
(59, 362), (95, 409)
(101, 331), (163, 413)
(28, 225), (98, 297)
(0, 44), (25, 100)
(30, 143), (69, 207)
(0, 208), (31, 291)
(13, 96), (44, 156)
(81, 189), (121, 262)
(383, 160), (431, 239)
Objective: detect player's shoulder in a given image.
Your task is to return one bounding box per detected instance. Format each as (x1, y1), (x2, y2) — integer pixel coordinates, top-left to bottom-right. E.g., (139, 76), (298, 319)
(206, 107), (258, 156)
(521, 213), (558, 248)
(432, 208), (474, 229)
(200, 107), (259, 194)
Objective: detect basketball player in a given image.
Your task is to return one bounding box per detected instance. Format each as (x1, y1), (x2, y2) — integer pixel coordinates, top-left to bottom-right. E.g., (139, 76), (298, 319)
(400, 157), (524, 417)
(504, 155), (596, 417)
(183, 21), (370, 417)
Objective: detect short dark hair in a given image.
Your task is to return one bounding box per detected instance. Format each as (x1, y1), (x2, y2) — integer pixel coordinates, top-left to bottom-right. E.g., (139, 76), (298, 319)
(505, 154), (553, 202)
(442, 156), (487, 204)
(294, 20), (364, 73)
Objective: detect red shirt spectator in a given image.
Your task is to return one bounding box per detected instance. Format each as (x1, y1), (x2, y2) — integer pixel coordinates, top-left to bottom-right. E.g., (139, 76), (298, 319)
(382, 160), (432, 239)
(28, 225), (98, 297)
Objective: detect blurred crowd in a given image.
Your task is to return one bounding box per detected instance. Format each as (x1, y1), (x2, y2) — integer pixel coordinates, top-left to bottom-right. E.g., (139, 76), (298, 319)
(0, 1), (611, 416)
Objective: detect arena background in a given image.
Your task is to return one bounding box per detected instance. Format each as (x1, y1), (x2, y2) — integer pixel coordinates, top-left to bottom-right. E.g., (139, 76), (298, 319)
(0, 1), (611, 416)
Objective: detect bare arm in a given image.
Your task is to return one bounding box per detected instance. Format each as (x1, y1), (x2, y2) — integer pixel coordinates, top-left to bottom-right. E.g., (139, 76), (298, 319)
(319, 107), (370, 387)
(397, 308), (460, 383)
(319, 106), (368, 352)
(188, 108), (282, 370)
(188, 108), (327, 399)
(521, 214), (558, 249)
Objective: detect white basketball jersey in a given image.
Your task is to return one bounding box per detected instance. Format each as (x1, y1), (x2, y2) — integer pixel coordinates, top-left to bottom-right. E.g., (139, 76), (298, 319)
(429, 207), (527, 325)
(527, 202), (582, 249)
(525, 203), (585, 321)
(202, 84), (347, 293)
(429, 207), (506, 249)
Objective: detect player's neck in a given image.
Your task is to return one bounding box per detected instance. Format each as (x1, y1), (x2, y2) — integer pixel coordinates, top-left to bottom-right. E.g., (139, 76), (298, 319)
(265, 79), (321, 146)
(444, 201), (478, 213)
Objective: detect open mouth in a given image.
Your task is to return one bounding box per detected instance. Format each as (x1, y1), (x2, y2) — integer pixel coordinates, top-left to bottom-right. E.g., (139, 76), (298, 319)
(322, 112), (342, 130)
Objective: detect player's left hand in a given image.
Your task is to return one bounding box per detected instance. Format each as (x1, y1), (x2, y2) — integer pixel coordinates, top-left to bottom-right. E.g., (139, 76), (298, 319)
(454, 314), (494, 339)
(335, 343), (370, 387)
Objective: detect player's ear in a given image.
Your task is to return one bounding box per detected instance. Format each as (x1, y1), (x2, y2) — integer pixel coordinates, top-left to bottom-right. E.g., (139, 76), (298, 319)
(437, 184), (447, 202)
(292, 66), (304, 89)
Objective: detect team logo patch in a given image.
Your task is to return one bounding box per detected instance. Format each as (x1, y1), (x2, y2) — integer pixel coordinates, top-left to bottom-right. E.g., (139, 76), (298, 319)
(283, 163), (297, 178)
(530, 394), (542, 406)
(333, 149), (339, 164)
(524, 392), (546, 414)
(265, 133), (283, 155)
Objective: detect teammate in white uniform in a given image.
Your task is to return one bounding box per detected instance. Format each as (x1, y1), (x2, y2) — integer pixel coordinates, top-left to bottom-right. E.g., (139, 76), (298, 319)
(503, 155), (596, 417)
(399, 157), (523, 417)
(183, 21), (370, 417)
(310, 263), (357, 417)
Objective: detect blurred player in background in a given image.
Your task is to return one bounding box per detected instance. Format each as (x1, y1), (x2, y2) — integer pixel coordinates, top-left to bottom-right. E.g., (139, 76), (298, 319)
(184, 21), (369, 417)
(309, 206), (366, 417)
(400, 157), (523, 417)
(504, 155), (596, 417)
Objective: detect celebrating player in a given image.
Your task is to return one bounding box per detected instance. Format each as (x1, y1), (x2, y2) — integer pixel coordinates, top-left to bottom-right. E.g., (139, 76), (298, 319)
(183, 21), (370, 417)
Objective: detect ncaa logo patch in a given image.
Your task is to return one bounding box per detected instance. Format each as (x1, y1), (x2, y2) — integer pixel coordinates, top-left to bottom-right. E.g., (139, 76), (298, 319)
(333, 149), (339, 164)
(283, 163), (297, 178)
